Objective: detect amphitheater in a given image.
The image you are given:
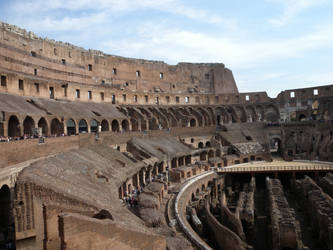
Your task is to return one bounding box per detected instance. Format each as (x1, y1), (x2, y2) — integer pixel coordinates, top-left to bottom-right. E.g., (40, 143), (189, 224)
(0, 21), (332, 250)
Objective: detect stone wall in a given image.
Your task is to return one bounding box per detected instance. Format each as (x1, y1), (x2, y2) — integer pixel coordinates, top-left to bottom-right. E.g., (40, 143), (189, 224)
(205, 199), (246, 250)
(295, 176), (333, 250)
(266, 178), (305, 250)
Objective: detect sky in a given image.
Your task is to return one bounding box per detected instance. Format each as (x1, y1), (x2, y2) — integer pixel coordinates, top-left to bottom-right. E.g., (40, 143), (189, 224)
(1, 0), (333, 97)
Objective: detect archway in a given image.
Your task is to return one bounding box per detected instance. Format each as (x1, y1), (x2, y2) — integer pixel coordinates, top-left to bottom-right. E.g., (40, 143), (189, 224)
(101, 119), (109, 132)
(299, 114), (307, 122)
(270, 137), (282, 156)
(198, 142), (204, 149)
(206, 141), (211, 147)
(141, 119), (147, 131)
(66, 119), (76, 135)
(131, 118), (139, 131)
(121, 119), (129, 132)
(8, 115), (20, 138)
(189, 118), (196, 127)
(111, 120), (119, 132)
(23, 116), (35, 137)
(38, 117), (48, 136)
(200, 151), (207, 161)
(208, 150), (214, 158)
(79, 119), (88, 133)
(51, 118), (64, 136)
(90, 119), (98, 133)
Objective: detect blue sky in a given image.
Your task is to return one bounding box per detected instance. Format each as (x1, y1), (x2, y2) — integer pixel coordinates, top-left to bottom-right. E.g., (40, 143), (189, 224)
(1, 0), (333, 97)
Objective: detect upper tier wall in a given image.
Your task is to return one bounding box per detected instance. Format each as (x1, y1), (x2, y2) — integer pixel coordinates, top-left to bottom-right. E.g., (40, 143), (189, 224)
(0, 21), (238, 97)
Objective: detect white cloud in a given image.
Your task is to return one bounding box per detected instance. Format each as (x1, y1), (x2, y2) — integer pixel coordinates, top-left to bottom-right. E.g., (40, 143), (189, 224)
(8, 0), (229, 25)
(102, 22), (333, 69)
(268, 0), (328, 26)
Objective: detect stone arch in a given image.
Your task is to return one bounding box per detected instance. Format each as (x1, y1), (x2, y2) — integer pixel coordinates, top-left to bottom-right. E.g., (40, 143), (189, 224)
(38, 117), (48, 136)
(189, 118), (196, 127)
(191, 193), (195, 201)
(264, 105), (279, 122)
(201, 184), (205, 191)
(196, 188), (200, 196)
(51, 118), (64, 136)
(246, 106), (257, 122)
(206, 107), (216, 125)
(23, 116), (35, 136)
(255, 105), (264, 122)
(208, 150), (214, 158)
(66, 119), (76, 135)
(188, 108), (203, 127)
(8, 115), (20, 137)
(215, 107), (229, 125)
(131, 118), (139, 131)
(234, 106), (247, 123)
(198, 142), (204, 148)
(197, 107), (211, 126)
(216, 149), (221, 157)
(121, 119), (129, 132)
(101, 119), (109, 132)
(149, 118), (159, 130)
(206, 141), (211, 147)
(90, 119), (98, 133)
(111, 119), (120, 132)
(79, 119), (88, 133)
(226, 107), (238, 123)
(200, 151), (207, 161)
(141, 119), (147, 131)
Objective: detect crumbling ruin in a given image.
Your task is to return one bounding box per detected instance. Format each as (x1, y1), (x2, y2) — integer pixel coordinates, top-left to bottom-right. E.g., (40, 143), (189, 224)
(0, 21), (333, 250)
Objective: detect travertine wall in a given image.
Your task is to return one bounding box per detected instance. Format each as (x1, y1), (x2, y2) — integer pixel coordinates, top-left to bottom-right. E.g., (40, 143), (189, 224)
(0, 21), (241, 105)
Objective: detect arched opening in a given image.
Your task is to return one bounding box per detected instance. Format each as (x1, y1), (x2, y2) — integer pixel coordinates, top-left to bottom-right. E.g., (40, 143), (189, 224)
(38, 117), (48, 136)
(66, 119), (76, 135)
(198, 142), (204, 149)
(298, 114), (307, 122)
(208, 150), (214, 159)
(189, 118), (196, 127)
(205, 141), (211, 147)
(0, 122), (3, 137)
(90, 119), (98, 133)
(121, 119), (129, 132)
(131, 118), (139, 131)
(270, 137), (282, 157)
(200, 151), (207, 161)
(0, 185), (14, 248)
(149, 118), (159, 130)
(101, 119), (109, 132)
(216, 149), (221, 157)
(178, 156), (184, 166)
(196, 188), (200, 196)
(171, 158), (177, 168)
(8, 115), (20, 138)
(216, 115), (221, 125)
(141, 119), (147, 131)
(79, 119), (88, 133)
(23, 116), (35, 137)
(185, 155), (191, 165)
(51, 118), (64, 136)
(111, 120), (119, 132)
(202, 184), (205, 191)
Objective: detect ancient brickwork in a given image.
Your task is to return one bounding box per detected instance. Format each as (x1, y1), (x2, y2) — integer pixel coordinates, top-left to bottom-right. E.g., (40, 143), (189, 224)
(266, 178), (305, 250)
(295, 176), (333, 250)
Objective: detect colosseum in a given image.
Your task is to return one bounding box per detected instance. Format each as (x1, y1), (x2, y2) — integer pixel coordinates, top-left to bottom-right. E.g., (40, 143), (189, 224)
(0, 21), (332, 250)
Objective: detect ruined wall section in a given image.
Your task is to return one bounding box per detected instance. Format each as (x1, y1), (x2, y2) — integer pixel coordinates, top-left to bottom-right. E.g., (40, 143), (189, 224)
(266, 178), (305, 250)
(0, 21), (238, 101)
